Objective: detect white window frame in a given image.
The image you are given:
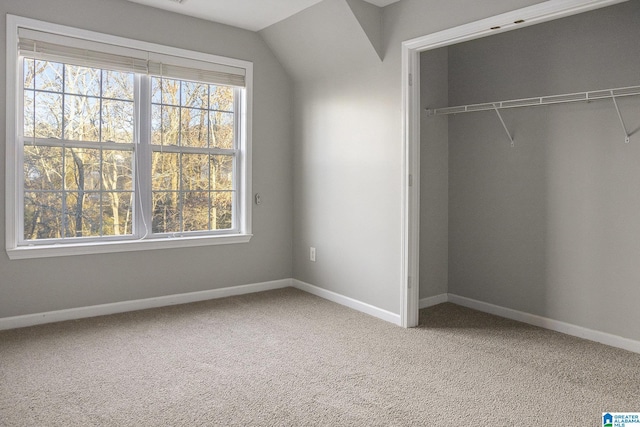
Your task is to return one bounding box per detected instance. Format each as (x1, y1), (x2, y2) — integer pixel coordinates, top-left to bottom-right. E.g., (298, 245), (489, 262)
(6, 15), (253, 259)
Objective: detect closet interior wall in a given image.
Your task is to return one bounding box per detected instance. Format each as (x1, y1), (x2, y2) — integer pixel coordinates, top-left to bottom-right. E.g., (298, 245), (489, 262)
(419, 47), (449, 302)
(419, 1), (640, 341)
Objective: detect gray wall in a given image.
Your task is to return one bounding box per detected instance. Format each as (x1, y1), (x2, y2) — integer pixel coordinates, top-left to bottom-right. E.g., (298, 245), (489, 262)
(262, 0), (543, 313)
(447, 2), (640, 340)
(419, 48), (448, 299)
(0, 0), (293, 317)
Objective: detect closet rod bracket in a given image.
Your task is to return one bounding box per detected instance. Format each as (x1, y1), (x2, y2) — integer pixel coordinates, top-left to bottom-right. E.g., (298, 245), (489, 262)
(493, 105), (514, 147)
(610, 91), (631, 144)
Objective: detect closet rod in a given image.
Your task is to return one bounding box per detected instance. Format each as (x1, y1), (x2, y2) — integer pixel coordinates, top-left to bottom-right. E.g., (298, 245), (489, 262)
(425, 85), (640, 116)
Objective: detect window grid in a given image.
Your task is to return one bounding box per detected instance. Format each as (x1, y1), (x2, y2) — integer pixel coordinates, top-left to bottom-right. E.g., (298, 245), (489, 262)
(19, 61), (238, 243)
(21, 59), (137, 242)
(8, 16), (252, 257)
(150, 76), (237, 235)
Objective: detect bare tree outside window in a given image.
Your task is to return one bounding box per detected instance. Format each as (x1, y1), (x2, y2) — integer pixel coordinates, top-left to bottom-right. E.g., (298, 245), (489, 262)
(150, 76), (234, 234)
(22, 58), (236, 242)
(23, 59), (134, 240)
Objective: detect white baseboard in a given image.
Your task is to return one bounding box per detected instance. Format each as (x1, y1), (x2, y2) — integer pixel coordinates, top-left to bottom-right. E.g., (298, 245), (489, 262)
(291, 279), (402, 326)
(0, 278), (400, 330)
(419, 293), (448, 309)
(447, 293), (640, 354)
(0, 279), (293, 331)
(4, 279), (638, 354)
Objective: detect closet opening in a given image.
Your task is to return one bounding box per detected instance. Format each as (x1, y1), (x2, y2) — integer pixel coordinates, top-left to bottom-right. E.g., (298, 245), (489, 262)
(401, 0), (637, 330)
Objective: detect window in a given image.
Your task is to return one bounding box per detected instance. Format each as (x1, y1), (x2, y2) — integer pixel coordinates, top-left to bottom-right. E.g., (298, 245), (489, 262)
(6, 16), (253, 259)
(23, 60), (136, 240)
(150, 77), (236, 234)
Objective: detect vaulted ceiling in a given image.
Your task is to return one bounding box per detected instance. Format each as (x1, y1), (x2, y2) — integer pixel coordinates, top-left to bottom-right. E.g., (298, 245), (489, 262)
(260, 0), (386, 81)
(125, 0), (400, 31)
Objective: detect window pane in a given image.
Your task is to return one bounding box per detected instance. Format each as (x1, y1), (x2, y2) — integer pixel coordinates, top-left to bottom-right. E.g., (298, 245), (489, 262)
(65, 65), (101, 97)
(103, 150), (133, 191)
(64, 95), (100, 141)
(102, 192), (133, 236)
(212, 191), (233, 230)
(151, 104), (162, 145)
(24, 191), (63, 240)
(34, 92), (63, 139)
(23, 58), (35, 89)
(183, 192), (209, 231)
(211, 155), (233, 191)
(160, 78), (180, 106)
(103, 70), (134, 101)
(210, 111), (234, 149)
(24, 91), (35, 138)
(152, 152), (180, 191)
(151, 77), (162, 104)
(24, 146), (64, 191)
(152, 192), (180, 233)
(161, 105), (180, 146)
(182, 154), (209, 191)
(102, 99), (134, 143)
(19, 43), (243, 244)
(65, 148), (101, 191)
(65, 192), (101, 237)
(181, 108), (208, 148)
(34, 60), (63, 92)
(210, 85), (234, 112)
(181, 81), (207, 109)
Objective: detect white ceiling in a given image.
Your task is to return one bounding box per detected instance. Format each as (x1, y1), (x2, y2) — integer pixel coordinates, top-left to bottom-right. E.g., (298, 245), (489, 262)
(125, 0), (400, 32)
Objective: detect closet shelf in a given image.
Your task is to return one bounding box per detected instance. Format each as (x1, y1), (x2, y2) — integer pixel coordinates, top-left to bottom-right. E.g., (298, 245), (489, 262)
(425, 85), (640, 116)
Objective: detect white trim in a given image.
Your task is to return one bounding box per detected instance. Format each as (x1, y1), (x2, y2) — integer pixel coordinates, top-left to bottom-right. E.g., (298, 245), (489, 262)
(6, 233), (253, 260)
(403, 0), (628, 52)
(3, 277), (638, 354)
(0, 279), (292, 330)
(447, 294), (640, 354)
(240, 63), (253, 237)
(0, 278), (401, 330)
(400, 0), (628, 332)
(6, 15), (20, 257)
(292, 279), (402, 326)
(399, 44), (420, 328)
(418, 293), (448, 309)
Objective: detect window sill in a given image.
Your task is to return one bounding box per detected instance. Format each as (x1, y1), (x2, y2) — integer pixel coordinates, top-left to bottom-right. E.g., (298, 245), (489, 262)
(6, 233), (253, 260)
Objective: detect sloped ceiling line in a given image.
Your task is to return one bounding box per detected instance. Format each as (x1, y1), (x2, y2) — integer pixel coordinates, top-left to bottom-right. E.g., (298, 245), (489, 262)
(125, 0), (399, 32)
(259, 0), (384, 82)
(345, 0), (384, 61)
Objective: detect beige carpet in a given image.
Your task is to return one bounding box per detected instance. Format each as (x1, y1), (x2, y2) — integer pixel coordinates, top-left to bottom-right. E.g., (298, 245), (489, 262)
(0, 287), (638, 426)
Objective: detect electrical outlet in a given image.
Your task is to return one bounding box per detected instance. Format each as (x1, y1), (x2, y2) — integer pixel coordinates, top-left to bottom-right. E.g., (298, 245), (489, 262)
(310, 247), (316, 262)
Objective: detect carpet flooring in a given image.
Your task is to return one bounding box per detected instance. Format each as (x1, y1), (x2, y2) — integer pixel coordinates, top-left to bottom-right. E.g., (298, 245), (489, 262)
(1, 287), (638, 426)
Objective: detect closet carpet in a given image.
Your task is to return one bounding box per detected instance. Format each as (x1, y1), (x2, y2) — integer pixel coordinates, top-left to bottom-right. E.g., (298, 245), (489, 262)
(1, 287), (638, 426)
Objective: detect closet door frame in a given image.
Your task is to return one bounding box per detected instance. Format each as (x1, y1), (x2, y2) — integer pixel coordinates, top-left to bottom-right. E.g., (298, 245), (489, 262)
(399, 0), (628, 328)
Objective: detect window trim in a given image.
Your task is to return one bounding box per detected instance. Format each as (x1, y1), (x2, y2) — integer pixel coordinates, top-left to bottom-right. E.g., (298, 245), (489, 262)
(6, 15), (253, 259)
